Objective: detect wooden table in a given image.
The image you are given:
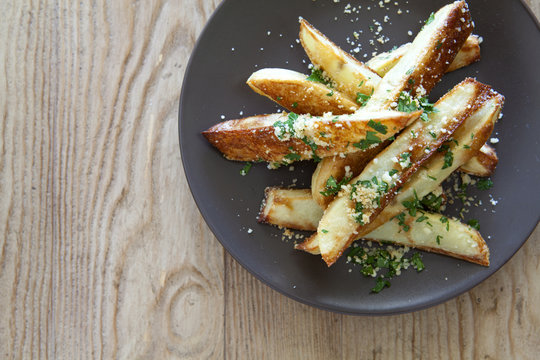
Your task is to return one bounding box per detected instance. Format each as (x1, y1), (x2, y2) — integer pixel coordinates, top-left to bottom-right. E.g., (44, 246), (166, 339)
(1, 1), (538, 358)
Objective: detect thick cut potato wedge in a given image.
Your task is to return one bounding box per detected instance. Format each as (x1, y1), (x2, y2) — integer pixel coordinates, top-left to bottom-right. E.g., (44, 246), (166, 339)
(258, 188), (324, 231)
(259, 188), (488, 266)
(364, 1), (473, 110)
(302, 87), (504, 264)
(459, 144), (498, 176)
(299, 19), (380, 102)
(202, 110), (420, 163)
(315, 78), (489, 266)
(366, 35), (481, 77)
(247, 68), (358, 115)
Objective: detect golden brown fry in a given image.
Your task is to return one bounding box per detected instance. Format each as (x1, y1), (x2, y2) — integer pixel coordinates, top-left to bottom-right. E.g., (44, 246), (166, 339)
(247, 68), (358, 115)
(299, 19), (380, 102)
(459, 144), (498, 176)
(366, 35), (481, 77)
(202, 110), (419, 163)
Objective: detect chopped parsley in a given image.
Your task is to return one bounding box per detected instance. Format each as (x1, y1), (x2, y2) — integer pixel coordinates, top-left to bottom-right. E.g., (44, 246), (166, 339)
(367, 120), (388, 134)
(467, 219), (480, 230)
(240, 162), (252, 176)
(389, 169), (399, 176)
(397, 92), (438, 121)
(284, 151), (301, 162)
(301, 136), (321, 162)
(397, 91), (418, 112)
(402, 190), (422, 217)
(283, 146), (302, 162)
(476, 178), (494, 190)
(326, 90), (334, 97)
(411, 253), (425, 271)
(353, 131), (381, 150)
(321, 229), (329, 234)
(306, 68), (331, 86)
(346, 245), (425, 293)
(440, 216), (450, 231)
(372, 277), (391, 293)
(273, 112), (298, 139)
(420, 192), (444, 212)
(418, 96), (437, 121)
(394, 212), (410, 232)
(356, 92), (371, 107)
(442, 149), (454, 169)
(438, 144), (453, 169)
(276, 96), (282, 101)
(424, 12), (435, 26)
(352, 201), (365, 225)
(436, 235), (443, 245)
(320, 175), (351, 197)
(292, 102), (298, 108)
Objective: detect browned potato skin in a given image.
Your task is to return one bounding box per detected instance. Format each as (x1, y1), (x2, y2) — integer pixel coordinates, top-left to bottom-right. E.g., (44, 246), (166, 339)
(459, 144), (498, 176)
(202, 111), (419, 163)
(247, 69), (358, 116)
(447, 35), (481, 72)
(299, 19), (379, 101)
(366, 35), (481, 77)
(202, 115), (310, 162)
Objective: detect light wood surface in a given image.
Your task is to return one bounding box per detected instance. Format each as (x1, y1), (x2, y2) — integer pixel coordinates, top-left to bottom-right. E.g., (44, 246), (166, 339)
(0, 0), (538, 359)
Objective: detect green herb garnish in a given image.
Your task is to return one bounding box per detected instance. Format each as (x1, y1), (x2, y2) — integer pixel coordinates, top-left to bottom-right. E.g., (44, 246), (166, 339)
(240, 162), (252, 176)
(306, 68), (331, 86)
(368, 120), (388, 134)
(476, 178), (494, 190)
(354, 131), (381, 150)
(467, 219), (480, 230)
(372, 277), (391, 293)
(424, 12), (435, 26)
(320, 175), (351, 197)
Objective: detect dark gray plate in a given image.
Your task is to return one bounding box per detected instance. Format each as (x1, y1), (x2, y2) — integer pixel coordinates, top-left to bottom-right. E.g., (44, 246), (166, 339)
(179, 0), (540, 315)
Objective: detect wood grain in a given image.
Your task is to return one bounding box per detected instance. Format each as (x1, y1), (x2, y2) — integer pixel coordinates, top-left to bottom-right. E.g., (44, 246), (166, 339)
(0, 0), (538, 359)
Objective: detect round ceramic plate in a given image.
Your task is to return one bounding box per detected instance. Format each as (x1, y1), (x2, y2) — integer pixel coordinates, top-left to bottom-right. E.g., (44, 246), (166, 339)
(179, 0), (540, 315)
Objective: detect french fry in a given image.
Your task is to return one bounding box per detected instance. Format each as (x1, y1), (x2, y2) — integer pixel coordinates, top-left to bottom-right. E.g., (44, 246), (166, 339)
(315, 78), (489, 266)
(364, 1), (473, 110)
(258, 188), (488, 266)
(247, 68), (358, 115)
(459, 144), (498, 176)
(299, 19), (380, 102)
(302, 86), (504, 264)
(202, 110), (420, 163)
(258, 188), (324, 231)
(366, 35), (481, 77)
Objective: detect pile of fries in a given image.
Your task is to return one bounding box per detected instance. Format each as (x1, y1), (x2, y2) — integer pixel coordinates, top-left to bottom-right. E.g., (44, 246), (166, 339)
(203, 1), (503, 269)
